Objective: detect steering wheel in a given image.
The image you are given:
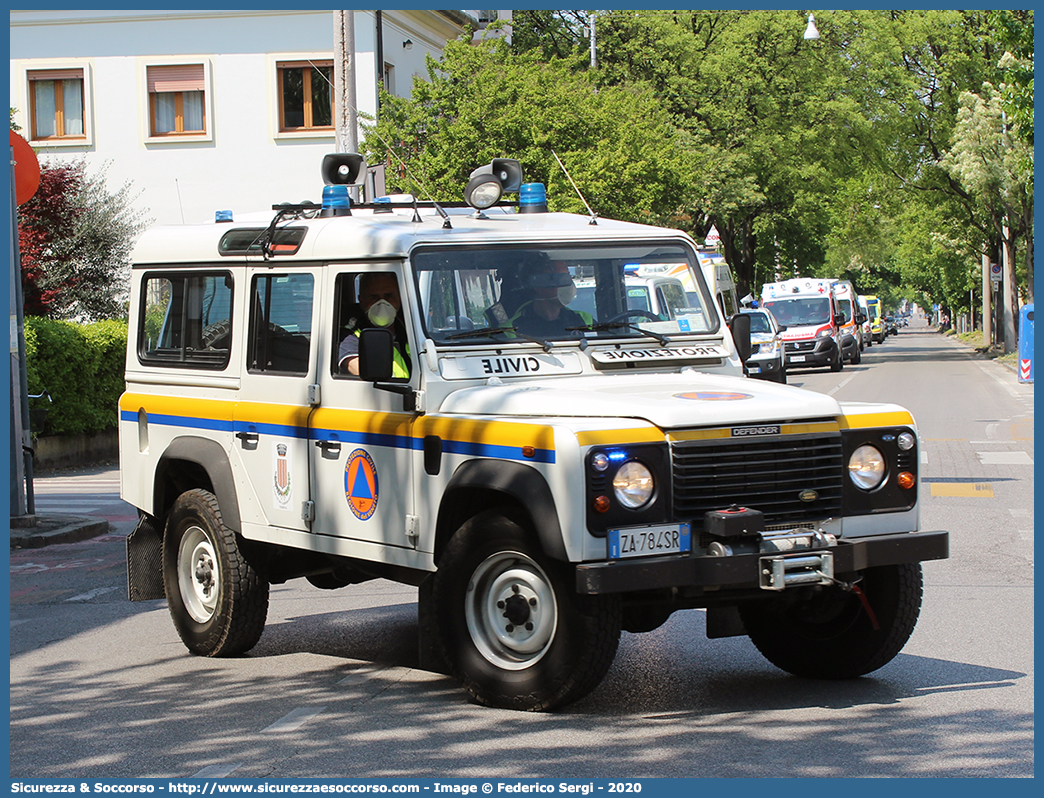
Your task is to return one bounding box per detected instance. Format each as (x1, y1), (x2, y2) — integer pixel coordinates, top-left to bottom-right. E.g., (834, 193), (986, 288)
(603, 309), (660, 324)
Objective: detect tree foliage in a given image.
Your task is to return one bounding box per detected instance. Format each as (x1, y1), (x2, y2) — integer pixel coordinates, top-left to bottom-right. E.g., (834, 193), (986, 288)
(367, 10), (1032, 321)
(17, 158), (148, 321)
(361, 38), (692, 227)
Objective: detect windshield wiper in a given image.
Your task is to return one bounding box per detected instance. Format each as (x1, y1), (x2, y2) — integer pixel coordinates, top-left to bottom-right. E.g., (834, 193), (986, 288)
(443, 326), (553, 353)
(566, 322), (671, 346)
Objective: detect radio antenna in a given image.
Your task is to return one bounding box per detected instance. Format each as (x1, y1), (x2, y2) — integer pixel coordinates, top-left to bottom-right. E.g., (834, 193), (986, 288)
(552, 149), (598, 225)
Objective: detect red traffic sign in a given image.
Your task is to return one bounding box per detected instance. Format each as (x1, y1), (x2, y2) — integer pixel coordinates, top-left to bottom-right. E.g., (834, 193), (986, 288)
(10, 131), (40, 205)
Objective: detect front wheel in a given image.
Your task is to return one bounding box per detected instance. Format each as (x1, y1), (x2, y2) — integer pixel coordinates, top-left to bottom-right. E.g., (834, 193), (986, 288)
(740, 563), (922, 679)
(433, 510), (621, 711)
(163, 489), (269, 657)
(830, 345), (843, 372)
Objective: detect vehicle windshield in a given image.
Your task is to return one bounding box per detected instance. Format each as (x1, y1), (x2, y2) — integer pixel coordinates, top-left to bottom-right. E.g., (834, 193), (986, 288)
(412, 243), (717, 345)
(762, 297), (831, 327)
(747, 312), (773, 334)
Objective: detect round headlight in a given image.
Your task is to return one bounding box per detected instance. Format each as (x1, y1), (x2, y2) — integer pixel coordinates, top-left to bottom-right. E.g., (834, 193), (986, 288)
(612, 460), (654, 509)
(897, 432), (916, 451)
(848, 445), (886, 490)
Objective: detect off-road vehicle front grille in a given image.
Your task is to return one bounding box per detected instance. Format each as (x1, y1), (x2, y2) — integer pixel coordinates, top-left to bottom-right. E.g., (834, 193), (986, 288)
(672, 432), (845, 531)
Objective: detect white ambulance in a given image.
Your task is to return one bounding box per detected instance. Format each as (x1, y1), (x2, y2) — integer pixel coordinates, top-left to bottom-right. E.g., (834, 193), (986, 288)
(828, 278), (865, 363)
(120, 154), (947, 711)
(760, 277), (846, 372)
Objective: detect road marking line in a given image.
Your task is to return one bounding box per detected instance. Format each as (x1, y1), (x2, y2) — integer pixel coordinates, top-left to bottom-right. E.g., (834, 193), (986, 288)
(975, 361), (1022, 398)
(64, 586), (121, 602)
(977, 451), (1033, 465)
(920, 451), (929, 465)
(930, 483), (994, 498)
(262, 706), (326, 733)
(192, 764), (243, 779)
(827, 375), (855, 396)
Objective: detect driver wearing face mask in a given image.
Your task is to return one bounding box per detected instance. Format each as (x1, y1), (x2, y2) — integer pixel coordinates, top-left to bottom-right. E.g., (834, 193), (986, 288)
(509, 259), (592, 338)
(338, 273), (411, 378)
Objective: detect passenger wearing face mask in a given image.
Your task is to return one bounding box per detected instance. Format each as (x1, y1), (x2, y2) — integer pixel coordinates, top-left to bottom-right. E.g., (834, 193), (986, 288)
(509, 260), (592, 338)
(338, 273), (411, 378)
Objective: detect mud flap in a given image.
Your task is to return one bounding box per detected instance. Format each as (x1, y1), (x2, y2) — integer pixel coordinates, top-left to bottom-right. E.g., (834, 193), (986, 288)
(417, 574), (451, 675)
(126, 513), (165, 601)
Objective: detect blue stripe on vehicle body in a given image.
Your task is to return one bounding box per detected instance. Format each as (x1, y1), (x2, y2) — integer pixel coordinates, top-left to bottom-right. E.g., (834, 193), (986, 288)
(123, 411), (556, 463)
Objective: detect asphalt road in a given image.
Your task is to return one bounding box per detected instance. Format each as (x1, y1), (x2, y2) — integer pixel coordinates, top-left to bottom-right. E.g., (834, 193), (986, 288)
(8, 317), (1034, 779)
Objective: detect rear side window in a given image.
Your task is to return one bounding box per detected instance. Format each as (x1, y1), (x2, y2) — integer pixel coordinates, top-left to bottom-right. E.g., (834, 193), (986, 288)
(138, 272), (233, 368)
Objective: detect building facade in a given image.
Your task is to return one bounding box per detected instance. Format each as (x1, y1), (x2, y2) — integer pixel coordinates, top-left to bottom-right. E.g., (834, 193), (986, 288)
(10, 10), (476, 225)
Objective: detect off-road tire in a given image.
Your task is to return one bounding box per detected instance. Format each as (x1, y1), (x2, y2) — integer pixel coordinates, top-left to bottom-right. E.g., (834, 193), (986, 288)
(433, 510), (621, 711)
(740, 563), (922, 679)
(163, 489), (269, 657)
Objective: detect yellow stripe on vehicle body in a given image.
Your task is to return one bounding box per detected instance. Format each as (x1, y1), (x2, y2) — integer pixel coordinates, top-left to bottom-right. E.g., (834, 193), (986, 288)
(838, 411), (915, 429)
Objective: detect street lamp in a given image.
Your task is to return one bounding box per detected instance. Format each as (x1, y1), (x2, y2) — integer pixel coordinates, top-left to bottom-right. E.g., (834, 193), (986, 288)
(803, 13), (820, 40)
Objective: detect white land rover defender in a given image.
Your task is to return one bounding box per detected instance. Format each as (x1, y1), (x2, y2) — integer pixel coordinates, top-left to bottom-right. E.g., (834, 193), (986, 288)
(121, 155), (948, 711)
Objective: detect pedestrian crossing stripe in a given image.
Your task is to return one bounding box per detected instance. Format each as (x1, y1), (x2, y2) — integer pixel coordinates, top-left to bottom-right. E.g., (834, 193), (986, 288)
(930, 483), (994, 498)
(344, 449), (378, 520)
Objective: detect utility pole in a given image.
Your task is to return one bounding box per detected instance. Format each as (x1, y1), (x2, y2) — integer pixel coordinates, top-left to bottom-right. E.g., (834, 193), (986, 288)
(589, 12), (597, 69)
(333, 10), (359, 156)
(982, 250), (992, 347)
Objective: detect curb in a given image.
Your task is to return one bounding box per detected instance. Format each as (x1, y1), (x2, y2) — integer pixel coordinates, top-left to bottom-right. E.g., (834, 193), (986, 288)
(9, 514), (111, 549)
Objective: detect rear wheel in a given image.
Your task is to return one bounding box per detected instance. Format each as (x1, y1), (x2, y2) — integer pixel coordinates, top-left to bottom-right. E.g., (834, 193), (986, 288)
(433, 510), (621, 711)
(163, 489), (269, 657)
(740, 563), (922, 678)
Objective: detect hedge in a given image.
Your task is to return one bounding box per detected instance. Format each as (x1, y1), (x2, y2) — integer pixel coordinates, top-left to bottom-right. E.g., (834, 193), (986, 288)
(23, 317), (128, 437)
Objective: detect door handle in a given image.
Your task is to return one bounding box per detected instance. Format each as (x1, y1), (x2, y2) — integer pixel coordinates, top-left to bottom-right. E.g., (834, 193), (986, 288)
(236, 431), (259, 444)
(315, 439), (341, 455)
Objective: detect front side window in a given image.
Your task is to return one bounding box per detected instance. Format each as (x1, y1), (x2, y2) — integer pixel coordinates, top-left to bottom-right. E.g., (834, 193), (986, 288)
(413, 243), (717, 345)
(139, 272), (233, 368)
(248, 273), (314, 375)
(278, 61), (333, 131)
(147, 64), (206, 136)
(28, 69), (85, 140)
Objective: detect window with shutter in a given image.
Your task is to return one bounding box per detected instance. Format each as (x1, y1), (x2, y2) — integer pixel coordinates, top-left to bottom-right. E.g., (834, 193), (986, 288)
(147, 64), (207, 136)
(28, 68), (86, 141)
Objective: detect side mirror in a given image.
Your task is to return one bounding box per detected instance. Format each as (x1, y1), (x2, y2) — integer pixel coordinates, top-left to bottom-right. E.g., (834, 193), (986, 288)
(727, 313), (752, 364)
(358, 327), (394, 382)
(834, 314), (846, 326)
(856, 313), (867, 325)
(777, 324), (787, 332)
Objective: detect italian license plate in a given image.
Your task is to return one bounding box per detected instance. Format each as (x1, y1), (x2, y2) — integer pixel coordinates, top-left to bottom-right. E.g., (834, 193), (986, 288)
(790, 355), (806, 362)
(609, 523), (691, 560)
(748, 366), (762, 374)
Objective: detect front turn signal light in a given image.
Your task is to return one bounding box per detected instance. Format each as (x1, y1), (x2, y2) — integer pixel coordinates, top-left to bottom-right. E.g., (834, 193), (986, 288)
(593, 495), (611, 513)
(897, 472), (916, 490)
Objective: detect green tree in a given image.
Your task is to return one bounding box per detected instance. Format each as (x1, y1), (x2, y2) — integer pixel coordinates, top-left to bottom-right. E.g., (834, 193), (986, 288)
(362, 38), (692, 227)
(17, 158), (149, 321)
(942, 84), (1034, 348)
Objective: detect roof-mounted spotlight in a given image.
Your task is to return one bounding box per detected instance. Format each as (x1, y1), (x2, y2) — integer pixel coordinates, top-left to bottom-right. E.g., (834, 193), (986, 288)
(322, 153), (366, 185)
(465, 158), (523, 211)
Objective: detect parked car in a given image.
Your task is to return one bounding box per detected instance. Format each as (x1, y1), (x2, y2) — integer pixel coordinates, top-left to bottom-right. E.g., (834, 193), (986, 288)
(741, 308), (786, 383)
(885, 315), (899, 336)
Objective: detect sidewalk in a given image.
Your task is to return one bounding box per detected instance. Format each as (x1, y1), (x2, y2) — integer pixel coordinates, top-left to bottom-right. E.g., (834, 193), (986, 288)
(10, 462), (120, 548)
(9, 512), (111, 549)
